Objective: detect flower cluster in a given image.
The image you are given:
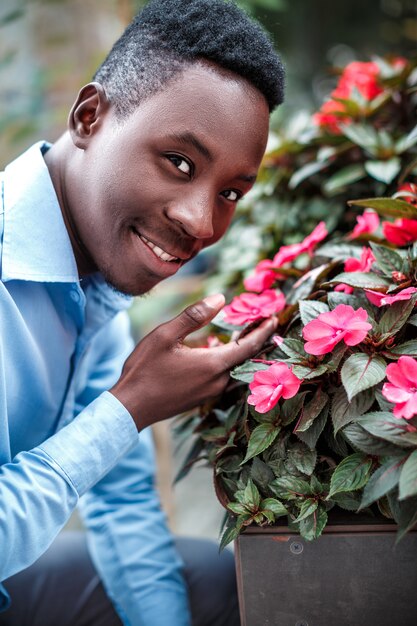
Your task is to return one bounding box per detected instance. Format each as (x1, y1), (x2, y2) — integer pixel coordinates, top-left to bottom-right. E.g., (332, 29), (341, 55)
(313, 58), (406, 134)
(178, 55), (417, 548)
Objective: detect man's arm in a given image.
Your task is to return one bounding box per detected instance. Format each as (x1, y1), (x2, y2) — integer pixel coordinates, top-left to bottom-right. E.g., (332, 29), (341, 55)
(0, 391), (137, 606)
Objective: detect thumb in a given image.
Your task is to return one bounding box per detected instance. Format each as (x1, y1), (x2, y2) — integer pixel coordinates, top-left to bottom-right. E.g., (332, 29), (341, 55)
(167, 293), (225, 342)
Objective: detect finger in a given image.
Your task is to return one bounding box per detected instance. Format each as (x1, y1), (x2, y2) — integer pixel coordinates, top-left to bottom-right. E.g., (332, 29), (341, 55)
(160, 293), (226, 343)
(218, 316), (278, 369)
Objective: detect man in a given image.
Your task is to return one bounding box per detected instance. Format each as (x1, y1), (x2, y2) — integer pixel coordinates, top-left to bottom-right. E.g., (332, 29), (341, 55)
(0, 0), (284, 624)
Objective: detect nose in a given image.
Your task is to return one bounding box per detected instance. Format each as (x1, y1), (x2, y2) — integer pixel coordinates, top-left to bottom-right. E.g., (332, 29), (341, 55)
(167, 190), (215, 240)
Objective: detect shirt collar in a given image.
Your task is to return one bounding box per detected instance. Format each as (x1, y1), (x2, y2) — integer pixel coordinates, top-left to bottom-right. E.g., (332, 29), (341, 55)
(1, 142), (133, 312)
(2, 141), (79, 283)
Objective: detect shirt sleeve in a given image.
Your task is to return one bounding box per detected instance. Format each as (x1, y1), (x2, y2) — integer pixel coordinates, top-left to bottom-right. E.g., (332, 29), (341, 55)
(0, 392), (137, 601)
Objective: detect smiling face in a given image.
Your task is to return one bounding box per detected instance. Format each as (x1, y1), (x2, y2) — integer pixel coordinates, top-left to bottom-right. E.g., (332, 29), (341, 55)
(61, 63), (269, 295)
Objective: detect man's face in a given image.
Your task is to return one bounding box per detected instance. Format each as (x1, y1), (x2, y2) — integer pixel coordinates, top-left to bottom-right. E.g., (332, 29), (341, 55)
(67, 64), (270, 295)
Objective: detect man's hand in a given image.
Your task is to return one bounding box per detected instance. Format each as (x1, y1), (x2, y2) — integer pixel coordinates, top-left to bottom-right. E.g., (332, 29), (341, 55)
(110, 294), (277, 431)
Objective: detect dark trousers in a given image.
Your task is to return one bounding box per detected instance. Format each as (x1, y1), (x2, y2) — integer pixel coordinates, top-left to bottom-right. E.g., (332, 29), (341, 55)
(0, 532), (240, 626)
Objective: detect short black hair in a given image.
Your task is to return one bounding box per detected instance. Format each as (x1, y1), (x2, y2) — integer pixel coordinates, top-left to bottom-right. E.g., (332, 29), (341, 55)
(94, 0), (285, 116)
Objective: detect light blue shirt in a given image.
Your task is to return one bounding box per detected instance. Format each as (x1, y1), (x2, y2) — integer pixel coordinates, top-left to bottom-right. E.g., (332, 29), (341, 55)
(0, 143), (191, 625)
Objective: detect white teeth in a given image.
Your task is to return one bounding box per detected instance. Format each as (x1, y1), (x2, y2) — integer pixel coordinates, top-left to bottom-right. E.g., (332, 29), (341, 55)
(139, 235), (178, 262)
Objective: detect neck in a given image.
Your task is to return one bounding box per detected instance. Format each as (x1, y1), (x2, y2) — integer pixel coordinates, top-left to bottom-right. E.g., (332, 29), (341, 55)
(44, 136), (97, 277)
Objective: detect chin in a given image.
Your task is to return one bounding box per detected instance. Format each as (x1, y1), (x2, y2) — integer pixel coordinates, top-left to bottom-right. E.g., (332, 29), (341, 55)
(100, 266), (157, 298)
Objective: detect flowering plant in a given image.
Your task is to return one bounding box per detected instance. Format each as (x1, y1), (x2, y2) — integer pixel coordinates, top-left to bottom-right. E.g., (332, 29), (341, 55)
(178, 55), (417, 546)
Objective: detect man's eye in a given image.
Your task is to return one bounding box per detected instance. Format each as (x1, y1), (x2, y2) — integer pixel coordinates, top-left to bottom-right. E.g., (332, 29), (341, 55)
(222, 189), (241, 202)
(167, 154), (192, 176)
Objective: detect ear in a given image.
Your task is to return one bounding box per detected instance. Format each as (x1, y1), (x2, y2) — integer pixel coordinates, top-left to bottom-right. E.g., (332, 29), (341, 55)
(68, 82), (111, 149)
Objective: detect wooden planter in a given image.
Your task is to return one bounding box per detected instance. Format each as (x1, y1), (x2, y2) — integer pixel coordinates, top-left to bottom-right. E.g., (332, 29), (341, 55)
(235, 513), (417, 626)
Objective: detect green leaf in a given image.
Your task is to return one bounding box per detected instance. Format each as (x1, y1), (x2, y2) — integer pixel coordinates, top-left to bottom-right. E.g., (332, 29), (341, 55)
(243, 478), (261, 509)
(250, 457), (275, 492)
(360, 456), (407, 509)
(296, 405), (328, 449)
(331, 491), (362, 511)
(231, 361), (269, 383)
(388, 491), (417, 542)
(395, 124), (417, 154)
(249, 402), (280, 425)
(326, 271), (390, 290)
(324, 342), (348, 374)
(288, 160), (330, 189)
(331, 387), (375, 434)
(242, 423), (281, 464)
(348, 197), (417, 219)
(279, 338), (308, 360)
(328, 453), (373, 498)
(399, 450), (417, 500)
(369, 242), (404, 275)
(227, 502), (248, 515)
(358, 412), (417, 447)
(341, 354), (386, 402)
(261, 498), (287, 517)
(294, 498), (319, 522)
(219, 514), (249, 550)
(378, 298), (416, 337)
(280, 391), (308, 426)
(317, 242), (362, 261)
(340, 123), (379, 152)
(364, 158), (401, 184)
(323, 164), (366, 195)
(388, 340), (417, 358)
(287, 442), (317, 475)
(287, 263), (333, 303)
(343, 422), (404, 456)
(270, 475), (312, 500)
(299, 300), (329, 326)
(406, 313), (417, 328)
(295, 388), (329, 433)
(292, 363), (328, 379)
(299, 506), (328, 540)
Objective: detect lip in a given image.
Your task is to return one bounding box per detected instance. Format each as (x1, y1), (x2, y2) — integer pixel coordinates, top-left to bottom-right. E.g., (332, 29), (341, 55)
(131, 228), (188, 278)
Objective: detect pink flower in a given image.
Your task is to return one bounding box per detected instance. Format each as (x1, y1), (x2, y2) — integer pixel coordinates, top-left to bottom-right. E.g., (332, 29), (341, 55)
(365, 287), (417, 307)
(302, 222), (328, 255)
(349, 210), (380, 239)
(223, 290), (285, 326)
(313, 99), (349, 134)
(335, 247), (376, 294)
(383, 218), (417, 246)
(302, 304), (372, 355)
(337, 61), (382, 101)
(273, 222), (328, 268)
(313, 62), (382, 134)
(243, 260), (281, 293)
(248, 362), (302, 413)
(382, 356), (417, 419)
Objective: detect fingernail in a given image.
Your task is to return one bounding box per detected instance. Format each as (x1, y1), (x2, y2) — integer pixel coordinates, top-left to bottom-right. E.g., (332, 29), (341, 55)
(203, 293), (226, 309)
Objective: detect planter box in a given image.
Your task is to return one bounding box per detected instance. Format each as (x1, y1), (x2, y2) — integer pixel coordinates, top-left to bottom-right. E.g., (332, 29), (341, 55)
(235, 513), (417, 626)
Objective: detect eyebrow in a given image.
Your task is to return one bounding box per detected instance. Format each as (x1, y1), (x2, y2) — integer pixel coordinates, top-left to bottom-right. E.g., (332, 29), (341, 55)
(167, 131), (258, 184)
(168, 131), (213, 162)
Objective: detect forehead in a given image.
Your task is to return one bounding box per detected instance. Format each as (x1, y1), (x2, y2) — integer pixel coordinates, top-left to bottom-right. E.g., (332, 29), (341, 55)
(116, 63), (270, 162)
